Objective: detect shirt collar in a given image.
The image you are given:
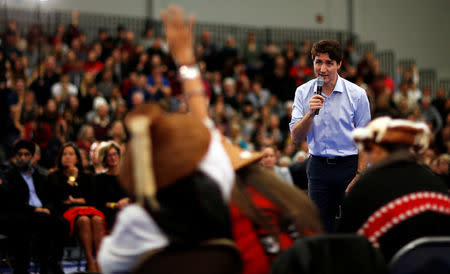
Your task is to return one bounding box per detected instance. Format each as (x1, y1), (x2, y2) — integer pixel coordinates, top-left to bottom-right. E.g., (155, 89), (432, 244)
(20, 166), (35, 177)
(333, 75), (344, 93)
(314, 75), (344, 94)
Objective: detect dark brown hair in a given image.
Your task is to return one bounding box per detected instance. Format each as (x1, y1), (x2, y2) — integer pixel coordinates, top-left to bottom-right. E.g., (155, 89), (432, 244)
(232, 163), (323, 236)
(311, 40), (343, 64)
(56, 142), (84, 173)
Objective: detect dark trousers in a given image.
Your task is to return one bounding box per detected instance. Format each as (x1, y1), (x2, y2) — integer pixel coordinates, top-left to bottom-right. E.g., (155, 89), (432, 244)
(0, 212), (69, 274)
(307, 155), (358, 232)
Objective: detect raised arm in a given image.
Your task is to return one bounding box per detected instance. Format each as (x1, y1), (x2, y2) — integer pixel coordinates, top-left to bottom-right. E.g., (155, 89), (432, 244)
(161, 5), (208, 120)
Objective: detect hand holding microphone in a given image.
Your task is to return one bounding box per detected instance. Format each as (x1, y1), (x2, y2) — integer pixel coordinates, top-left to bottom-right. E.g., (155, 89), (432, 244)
(314, 77), (324, 115)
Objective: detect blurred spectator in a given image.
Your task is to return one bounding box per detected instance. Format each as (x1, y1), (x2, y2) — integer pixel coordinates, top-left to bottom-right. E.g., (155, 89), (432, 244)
(63, 11), (81, 45)
(357, 51), (375, 85)
(219, 36), (238, 77)
(86, 141), (106, 175)
(97, 69), (115, 99)
(433, 88), (447, 120)
(247, 79), (270, 110)
(97, 28), (115, 61)
(396, 64), (419, 88)
(113, 25), (127, 47)
(343, 40), (360, 66)
(146, 37), (169, 62)
(107, 120), (127, 147)
(139, 27), (155, 51)
(84, 50), (104, 76)
(393, 81), (419, 112)
(407, 81), (422, 103)
(68, 58), (85, 88)
(119, 31), (136, 59)
(289, 154), (309, 191)
(62, 50), (77, 74)
(32, 143), (48, 176)
(434, 154), (450, 188)
(90, 99), (111, 141)
(2, 29), (21, 61)
(419, 96), (443, 134)
(373, 92), (401, 118)
(261, 146), (294, 185)
(265, 55), (295, 102)
(147, 65), (171, 102)
(242, 32), (262, 78)
(289, 54), (313, 86)
(14, 90), (39, 138)
(30, 56), (61, 107)
(51, 73), (78, 104)
(79, 82), (98, 115)
(127, 73), (152, 107)
(420, 148), (436, 167)
(77, 124), (96, 154)
(223, 77), (239, 112)
(199, 29), (218, 71)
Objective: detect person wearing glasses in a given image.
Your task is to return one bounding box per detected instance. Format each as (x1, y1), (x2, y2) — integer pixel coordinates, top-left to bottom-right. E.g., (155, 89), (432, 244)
(94, 141), (129, 230)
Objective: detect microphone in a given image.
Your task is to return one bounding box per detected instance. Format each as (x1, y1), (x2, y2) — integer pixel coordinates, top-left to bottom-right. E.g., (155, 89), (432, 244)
(314, 77), (324, 115)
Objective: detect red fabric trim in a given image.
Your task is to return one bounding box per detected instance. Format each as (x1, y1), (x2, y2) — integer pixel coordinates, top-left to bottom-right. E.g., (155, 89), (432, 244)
(63, 206), (106, 237)
(357, 191), (450, 248)
(230, 187), (296, 274)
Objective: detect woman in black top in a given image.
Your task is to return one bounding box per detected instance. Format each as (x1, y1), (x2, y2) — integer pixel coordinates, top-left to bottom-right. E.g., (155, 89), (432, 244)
(94, 141), (129, 230)
(47, 142), (105, 273)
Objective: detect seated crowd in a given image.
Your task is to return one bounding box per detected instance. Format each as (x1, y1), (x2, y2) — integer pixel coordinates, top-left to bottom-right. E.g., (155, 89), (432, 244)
(0, 5), (449, 274)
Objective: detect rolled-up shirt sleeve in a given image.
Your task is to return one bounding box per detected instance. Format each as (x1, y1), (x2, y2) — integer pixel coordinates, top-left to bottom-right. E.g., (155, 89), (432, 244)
(354, 91), (371, 128)
(289, 86), (306, 132)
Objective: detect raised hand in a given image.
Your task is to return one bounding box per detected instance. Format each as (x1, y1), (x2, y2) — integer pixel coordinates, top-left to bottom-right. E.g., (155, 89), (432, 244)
(161, 5), (196, 65)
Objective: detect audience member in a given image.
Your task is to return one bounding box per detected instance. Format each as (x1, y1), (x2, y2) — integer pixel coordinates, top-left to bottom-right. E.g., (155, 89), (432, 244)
(47, 142), (105, 273)
(339, 117), (450, 260)
(4, 139), (68, 274)
(261, 145), (294, 185)
(94, 141), (129, 230)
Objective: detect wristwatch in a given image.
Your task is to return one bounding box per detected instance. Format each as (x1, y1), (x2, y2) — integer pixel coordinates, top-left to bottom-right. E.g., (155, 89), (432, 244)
(179, 65), (201, 81)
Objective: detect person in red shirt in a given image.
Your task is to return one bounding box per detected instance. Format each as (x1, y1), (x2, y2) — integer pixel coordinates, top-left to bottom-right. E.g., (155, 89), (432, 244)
(223, 140), (323, 274)
(84, 50), (104, 76)
(162, 6), (324, 274)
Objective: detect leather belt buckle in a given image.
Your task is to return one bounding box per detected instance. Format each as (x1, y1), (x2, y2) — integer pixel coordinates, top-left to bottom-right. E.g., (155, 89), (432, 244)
(326, 157), (337, 165)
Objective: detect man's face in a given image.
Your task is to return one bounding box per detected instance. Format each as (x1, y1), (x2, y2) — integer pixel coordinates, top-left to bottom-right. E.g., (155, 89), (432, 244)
(313, 53), (341, 86)
(16, 148), (32, 169)
(261, 147), (277, 169)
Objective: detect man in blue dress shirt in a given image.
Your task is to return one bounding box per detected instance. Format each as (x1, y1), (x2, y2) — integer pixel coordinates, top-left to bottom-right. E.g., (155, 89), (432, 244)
(289, 40), (371, 232)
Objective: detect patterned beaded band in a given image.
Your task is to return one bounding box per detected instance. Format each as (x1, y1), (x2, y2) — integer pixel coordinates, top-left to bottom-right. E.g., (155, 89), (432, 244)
(357, 191), (450, 248)
(179, 64), (201, 81)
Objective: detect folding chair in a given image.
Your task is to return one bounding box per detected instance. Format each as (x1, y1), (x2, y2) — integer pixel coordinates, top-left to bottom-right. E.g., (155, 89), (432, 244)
(132, 238), (242, 274)
(390, 236), (450, 274)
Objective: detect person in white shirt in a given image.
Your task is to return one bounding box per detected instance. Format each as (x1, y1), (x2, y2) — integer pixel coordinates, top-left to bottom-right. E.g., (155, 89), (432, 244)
(51, 74), (78, 104)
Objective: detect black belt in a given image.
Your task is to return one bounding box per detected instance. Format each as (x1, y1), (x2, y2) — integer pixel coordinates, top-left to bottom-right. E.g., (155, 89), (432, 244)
(311, 154), (358, 165)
